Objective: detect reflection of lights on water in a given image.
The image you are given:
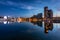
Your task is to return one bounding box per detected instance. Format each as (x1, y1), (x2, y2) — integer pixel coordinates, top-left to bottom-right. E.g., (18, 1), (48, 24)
(4, 21), (7, 24)
(8, 22), (10, 24)
(43, 22), (44, 27)
(18, 21), (21, 23)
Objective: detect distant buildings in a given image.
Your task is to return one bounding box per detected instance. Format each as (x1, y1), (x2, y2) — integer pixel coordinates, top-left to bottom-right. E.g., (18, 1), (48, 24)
(7, 16), (17, 22)
(36, 13), (42, 19)
(17, 17), (27, 22)
(0, 16), (7, 21)
(29, 13), (42, 22)
(0, 16), (4, 21)
(17, 13), (42, 22)
(31, 13), (42, 19)
(0, 6), (60, 23)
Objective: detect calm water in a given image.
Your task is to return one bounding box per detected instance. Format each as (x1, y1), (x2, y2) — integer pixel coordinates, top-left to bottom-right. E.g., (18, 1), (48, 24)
(0, 21), (60, 40)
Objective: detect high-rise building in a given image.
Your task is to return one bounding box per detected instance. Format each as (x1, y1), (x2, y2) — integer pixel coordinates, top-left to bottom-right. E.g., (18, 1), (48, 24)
(44, 7), (53, 19)
(44, 7), (48, 18)
(47, 10), (53, 19)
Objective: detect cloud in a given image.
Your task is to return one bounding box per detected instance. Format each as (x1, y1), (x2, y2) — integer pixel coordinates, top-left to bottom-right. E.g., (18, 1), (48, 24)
(27, 6), (33, 10)
(0, 1), (14, 6)
(32, 0), (42, 4)
(0, 0), (38, 10)
(6, 1), (15, 5)
(21, 6), (38, 10)
(0, 1), (6, 4)
(57, 8), (60, 11)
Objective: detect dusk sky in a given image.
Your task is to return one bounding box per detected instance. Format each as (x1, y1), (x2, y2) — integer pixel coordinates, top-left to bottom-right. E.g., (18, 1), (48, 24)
(0, 0), (60, 17)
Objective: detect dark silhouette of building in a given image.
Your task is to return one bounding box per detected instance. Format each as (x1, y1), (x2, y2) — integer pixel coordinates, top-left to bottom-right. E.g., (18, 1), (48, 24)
(31, 15), (36, 18)
(47, 10), (53, 19)
(31, 13), (42, 19)
(44, 7), (53, 19)
(44, 7), (48, 18)
(36, 13), (42, 19)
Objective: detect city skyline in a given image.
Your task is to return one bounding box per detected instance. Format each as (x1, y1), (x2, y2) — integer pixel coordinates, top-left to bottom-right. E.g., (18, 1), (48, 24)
(0, 0), (60, 17)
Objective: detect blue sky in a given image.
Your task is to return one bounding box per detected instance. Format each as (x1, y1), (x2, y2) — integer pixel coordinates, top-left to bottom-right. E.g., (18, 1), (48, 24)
(0, 0), (60, 17)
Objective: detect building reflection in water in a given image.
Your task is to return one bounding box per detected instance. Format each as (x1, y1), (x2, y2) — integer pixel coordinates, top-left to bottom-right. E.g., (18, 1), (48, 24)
(30, 21), (53, 34)
(0, 20), (53, 34)
(30, 21), (42, 27)
(44, 20), (53, 33)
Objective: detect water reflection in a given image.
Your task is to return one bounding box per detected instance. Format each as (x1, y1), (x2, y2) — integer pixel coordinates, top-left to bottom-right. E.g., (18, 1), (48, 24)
(30, 21), (42, 27)
(0, 20), (56, 34)
(0, 21), (60, 40)
(44, 20), (53, 34)
(44, 21), (53, 33)
(0, 21), (16, 24)
(4, 21), (7, 24)
(30, 21), (53, 34)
